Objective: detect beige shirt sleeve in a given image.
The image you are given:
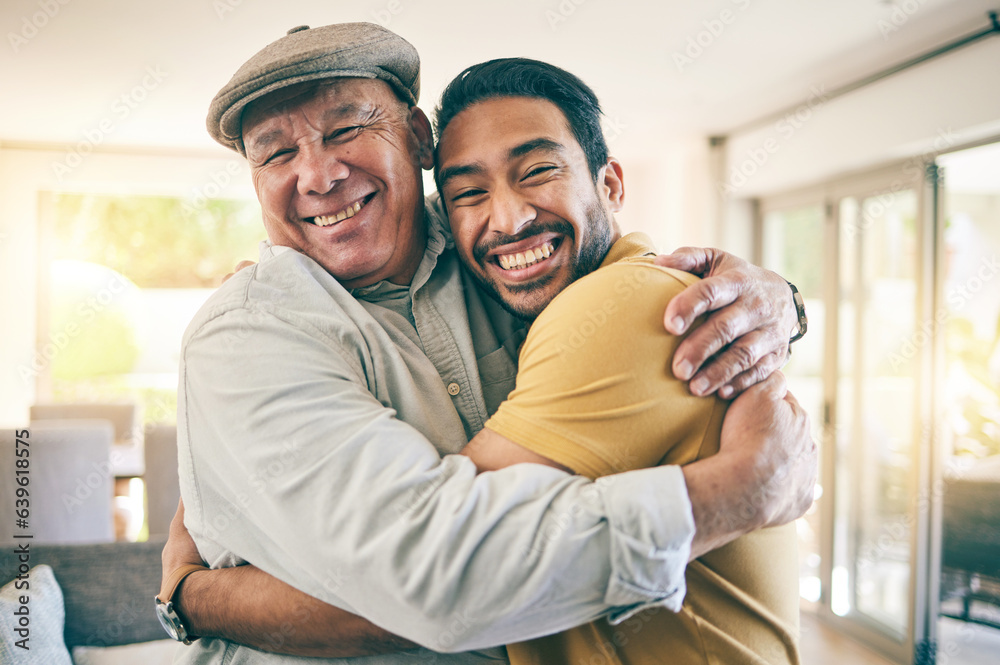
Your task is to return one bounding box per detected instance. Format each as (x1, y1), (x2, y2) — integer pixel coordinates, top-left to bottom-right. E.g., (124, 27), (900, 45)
(485, 261), (727, 479)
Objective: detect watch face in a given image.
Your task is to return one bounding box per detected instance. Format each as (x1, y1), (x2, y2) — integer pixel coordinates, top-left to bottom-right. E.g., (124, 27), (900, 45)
(155, 597), (184, 641)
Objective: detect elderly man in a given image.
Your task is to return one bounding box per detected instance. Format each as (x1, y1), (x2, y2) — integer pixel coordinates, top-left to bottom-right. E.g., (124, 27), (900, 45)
(158, 22), (814, 664)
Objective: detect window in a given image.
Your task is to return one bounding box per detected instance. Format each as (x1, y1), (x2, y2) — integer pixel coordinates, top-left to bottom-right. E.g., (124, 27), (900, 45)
(38, 192), (264, 423)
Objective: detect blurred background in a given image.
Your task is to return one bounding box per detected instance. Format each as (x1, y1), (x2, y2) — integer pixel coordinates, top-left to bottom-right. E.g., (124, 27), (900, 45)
(1, 1), (998, 663)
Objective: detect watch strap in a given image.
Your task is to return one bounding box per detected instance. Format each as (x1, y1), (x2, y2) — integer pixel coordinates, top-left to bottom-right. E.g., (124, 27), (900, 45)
(786, 281), (808, 344)
(158, 563), (209, 603)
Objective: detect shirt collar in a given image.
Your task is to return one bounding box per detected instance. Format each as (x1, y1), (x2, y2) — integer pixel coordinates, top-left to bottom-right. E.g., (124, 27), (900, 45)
(600, 232), (658, 268)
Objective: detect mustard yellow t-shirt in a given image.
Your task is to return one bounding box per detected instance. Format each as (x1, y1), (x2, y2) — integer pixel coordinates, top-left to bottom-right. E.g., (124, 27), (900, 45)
(485, 233), (800, 665)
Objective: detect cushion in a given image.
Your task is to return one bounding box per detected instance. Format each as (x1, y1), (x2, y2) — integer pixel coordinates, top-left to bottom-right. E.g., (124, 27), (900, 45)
(0, 564), (73, 664)
(72, 639), (184, 665)
(0, 540), (166, 648)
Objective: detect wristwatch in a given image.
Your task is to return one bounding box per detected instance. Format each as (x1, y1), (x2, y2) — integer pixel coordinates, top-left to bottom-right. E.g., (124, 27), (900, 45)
(787, 281), (808, 343)
(155, 564), (208, 644)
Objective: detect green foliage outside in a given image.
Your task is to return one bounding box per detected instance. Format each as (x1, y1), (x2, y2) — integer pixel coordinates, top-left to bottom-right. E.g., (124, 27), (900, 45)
(775, 206), (823, 299)
(50, 309), (139, 380)
(948, 316), (1000, 459)
(52, 194), (265, 288)
(46, 193), (264, 422)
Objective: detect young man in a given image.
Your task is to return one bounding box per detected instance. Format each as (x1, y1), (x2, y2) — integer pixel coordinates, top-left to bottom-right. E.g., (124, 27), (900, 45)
(434, 58), (801, 665)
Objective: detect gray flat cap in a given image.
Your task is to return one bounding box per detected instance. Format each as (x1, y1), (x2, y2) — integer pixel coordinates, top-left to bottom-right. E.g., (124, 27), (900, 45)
(207, 22), (420, 154)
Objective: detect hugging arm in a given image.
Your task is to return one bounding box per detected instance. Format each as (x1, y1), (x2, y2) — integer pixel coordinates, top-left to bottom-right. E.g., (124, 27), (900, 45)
(657, 247), (802, 398)
(165, 254), (812, 657)
(161, 500), (416, 657)
(173, 305), (699, 654)
(461, 262), (816, 561)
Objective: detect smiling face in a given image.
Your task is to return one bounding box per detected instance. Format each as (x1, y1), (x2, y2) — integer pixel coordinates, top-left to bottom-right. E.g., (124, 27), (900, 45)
(243, 78), (434, 289)
(436, 96), (623, 320)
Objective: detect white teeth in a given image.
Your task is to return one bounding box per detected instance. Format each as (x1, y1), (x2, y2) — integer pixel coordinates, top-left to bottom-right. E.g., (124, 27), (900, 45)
(313, 200), (365, 227)
(496, 242), (556, 271)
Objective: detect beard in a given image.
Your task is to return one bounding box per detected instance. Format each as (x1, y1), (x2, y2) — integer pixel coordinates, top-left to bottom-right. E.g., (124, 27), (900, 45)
(469, 202), (615, 321)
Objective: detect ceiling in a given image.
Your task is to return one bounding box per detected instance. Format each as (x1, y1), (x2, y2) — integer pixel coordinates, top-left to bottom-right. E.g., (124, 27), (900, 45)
(1, 0), (996, 155)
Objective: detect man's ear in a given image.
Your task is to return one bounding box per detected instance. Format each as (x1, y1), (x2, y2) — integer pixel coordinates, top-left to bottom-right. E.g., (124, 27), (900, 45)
(409, 106), (435, 170)
(601, 157), (625, 212)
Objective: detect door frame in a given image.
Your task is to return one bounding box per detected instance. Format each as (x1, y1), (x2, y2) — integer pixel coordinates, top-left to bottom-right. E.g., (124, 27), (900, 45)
(757, 158), (935, 664)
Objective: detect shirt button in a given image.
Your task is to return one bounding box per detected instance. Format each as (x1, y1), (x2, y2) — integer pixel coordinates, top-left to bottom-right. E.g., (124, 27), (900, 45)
(447, 382), (461, 396)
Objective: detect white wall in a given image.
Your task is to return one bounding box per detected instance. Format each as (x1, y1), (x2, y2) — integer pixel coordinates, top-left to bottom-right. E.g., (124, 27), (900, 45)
(613, 135), (715, 255)
(721, 37), (1000, 201)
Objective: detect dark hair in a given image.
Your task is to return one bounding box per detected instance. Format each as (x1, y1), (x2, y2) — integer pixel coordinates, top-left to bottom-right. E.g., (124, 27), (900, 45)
(433, 58), (608, 188)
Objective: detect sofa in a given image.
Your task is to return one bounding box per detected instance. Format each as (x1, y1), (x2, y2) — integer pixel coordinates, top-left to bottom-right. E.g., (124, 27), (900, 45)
(940, 460), (1000, 628)
(0, 539), (184, 664)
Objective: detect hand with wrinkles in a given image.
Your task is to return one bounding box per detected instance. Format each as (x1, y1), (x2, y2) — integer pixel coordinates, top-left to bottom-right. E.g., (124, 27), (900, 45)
(656, 247), (799, 399)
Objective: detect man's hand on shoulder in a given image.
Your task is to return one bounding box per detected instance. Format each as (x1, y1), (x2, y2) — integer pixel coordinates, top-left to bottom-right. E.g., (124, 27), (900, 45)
(655, 247), (799, 398)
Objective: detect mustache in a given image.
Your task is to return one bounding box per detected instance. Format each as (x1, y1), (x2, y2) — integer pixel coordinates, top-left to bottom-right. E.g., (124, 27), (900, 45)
(472, 220), (574, 263)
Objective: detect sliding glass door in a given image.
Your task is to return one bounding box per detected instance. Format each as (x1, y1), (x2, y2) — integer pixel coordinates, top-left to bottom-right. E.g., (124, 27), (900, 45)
(831, 180), (929, 663)
(761, 141), (1000, 664)
(760, 200), (827, 611)
(932, 142), (1000, 664)
(760, 162), (933, 664)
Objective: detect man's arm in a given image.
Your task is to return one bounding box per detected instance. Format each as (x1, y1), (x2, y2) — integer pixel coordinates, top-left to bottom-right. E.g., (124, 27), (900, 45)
(161, 501), (416, 657)
(656, 247), (801, 398)
(683, 371), (815, 558)
(179, 302), (699, 652)
(460, 375), (814, 561)
(167, 368), (814, 658)
(460, 262), (815, 562)
(170, 262), (813, 656)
